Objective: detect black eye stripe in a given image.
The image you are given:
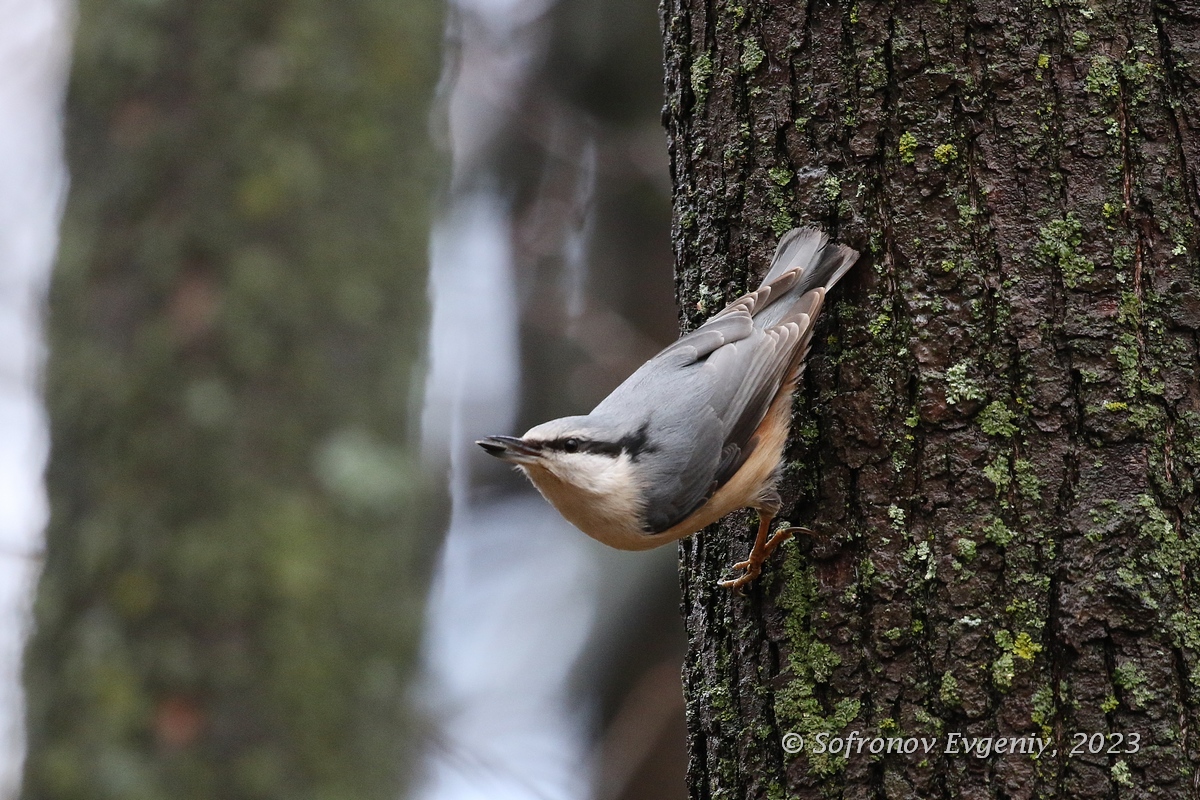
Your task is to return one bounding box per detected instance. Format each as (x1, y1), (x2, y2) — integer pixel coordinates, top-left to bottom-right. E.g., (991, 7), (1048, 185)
(543, 437), (618, 456)
(539, 425), (653, 459)
(580, 440), (623, 457)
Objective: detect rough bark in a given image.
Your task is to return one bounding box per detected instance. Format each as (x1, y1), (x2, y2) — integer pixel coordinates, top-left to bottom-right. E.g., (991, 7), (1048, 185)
(662, 1), (1200, 797)
(21, 1), (440, 798)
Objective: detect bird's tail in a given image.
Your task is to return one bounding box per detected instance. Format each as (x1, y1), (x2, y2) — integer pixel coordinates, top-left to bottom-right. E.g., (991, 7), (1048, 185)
(761, 226), (858, 293)
(744, 227), (858, 334)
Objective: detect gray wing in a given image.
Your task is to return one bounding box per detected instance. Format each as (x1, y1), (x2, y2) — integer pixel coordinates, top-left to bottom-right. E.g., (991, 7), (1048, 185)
(592, 227), (857, 534)
(590, 276), (823, 533)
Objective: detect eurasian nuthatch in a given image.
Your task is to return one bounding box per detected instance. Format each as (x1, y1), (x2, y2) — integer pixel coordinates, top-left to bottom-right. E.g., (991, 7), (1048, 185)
(478, 227), (859, 589)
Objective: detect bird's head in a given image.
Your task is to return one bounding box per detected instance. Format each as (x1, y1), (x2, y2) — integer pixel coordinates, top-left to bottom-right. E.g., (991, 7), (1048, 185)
(476, 415), (650, 489)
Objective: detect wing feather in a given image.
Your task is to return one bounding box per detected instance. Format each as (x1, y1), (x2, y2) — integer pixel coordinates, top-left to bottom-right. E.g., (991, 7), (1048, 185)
(594, 228), (858, 534)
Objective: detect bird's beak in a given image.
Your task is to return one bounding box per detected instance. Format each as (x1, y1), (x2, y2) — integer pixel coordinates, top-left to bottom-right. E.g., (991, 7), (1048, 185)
(476, 435), (542, 464)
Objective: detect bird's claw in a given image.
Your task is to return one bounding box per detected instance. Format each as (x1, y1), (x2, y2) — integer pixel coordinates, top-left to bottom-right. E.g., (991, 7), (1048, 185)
(717, 525), (815, 590)
(717, 561), (762, 591)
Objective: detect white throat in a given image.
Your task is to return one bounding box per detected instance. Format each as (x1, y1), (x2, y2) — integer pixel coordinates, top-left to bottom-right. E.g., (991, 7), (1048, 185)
(519, 452), (656, 551)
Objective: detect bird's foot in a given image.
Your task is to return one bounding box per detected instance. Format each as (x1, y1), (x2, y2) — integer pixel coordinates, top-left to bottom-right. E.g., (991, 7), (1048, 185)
(717, 525), (814, 591)
(767, 525), (811, 549)
(717, 560), (762, 590)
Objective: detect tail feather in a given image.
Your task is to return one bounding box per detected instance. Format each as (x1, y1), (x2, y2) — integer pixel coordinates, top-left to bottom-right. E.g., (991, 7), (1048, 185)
(762, 227), (828, 285)
(761, 227), (859, 293)
(812, 242), (858, 293)
(751, 227), (858, 332)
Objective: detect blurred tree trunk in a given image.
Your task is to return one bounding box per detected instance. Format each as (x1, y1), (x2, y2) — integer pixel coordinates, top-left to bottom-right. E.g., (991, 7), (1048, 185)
(663, 1), (1200, 797)
(22, 1), (441, 799)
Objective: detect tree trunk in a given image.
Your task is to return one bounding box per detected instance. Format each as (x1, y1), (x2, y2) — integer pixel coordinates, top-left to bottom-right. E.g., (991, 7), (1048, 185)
(662, 1), (1200, 797)
(21, 2), (441, 799)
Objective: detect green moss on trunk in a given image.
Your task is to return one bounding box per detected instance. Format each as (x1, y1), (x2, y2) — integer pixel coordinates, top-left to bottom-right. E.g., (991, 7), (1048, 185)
(664, 0), (1200, 796)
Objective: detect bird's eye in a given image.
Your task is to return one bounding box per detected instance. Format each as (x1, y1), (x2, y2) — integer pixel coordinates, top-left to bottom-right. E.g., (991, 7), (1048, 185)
(563, 438), (580, 453)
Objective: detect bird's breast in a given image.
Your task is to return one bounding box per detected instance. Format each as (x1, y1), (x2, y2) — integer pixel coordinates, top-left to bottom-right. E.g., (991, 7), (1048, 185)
(520, 456), (660, 551)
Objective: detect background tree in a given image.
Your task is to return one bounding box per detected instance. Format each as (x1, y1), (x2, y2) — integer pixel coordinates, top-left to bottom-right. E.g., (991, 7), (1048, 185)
(661, 1), (1200, 797)
(21, 1), (441, 798)
(422, 0), (691, 796)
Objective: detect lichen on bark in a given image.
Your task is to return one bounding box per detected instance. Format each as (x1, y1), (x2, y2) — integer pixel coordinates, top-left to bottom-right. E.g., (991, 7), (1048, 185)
(662, 1), (1200, 797)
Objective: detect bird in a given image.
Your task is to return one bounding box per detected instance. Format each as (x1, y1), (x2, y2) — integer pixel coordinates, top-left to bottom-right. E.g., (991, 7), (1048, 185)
(477, 227), (859, 589)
